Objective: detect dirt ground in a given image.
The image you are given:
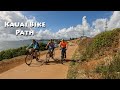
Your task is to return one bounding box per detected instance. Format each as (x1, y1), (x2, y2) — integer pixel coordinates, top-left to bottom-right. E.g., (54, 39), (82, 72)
(0, 43), (77, 79)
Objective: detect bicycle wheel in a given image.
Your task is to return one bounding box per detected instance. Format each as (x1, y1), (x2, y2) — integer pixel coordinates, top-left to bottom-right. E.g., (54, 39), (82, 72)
(46, 52), (50, 63)
(36, 51), (41, 62)
(25, 53), (33, 66)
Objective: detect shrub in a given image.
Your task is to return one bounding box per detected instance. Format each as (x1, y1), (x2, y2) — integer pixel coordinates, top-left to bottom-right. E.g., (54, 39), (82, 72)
(81, 28), (120, 60)
(96, 52), (120, 79)
(2, 49), (14, 59)
(39, 42), (47, 51)
(0, 42), (46, 61)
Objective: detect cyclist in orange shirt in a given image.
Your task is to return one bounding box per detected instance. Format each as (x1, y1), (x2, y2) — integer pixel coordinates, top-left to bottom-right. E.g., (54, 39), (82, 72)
(59, 39), (68, 60)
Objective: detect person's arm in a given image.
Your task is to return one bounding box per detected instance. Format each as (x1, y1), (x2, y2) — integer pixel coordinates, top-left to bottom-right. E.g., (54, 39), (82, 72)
(28, 43), (33, 48)
(26, 43), (32, 50)
(46, 42), (49, 49)
(34, 42), (38, 49)
(59, 42), (61, 49)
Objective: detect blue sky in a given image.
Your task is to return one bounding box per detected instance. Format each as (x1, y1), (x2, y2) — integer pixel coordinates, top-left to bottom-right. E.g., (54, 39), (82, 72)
(22, 11), (112, 32)
(1, 11), (120, 41)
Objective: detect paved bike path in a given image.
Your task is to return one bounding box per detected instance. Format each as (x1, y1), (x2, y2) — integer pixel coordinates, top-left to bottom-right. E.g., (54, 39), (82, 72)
(0, 44), (77, 79)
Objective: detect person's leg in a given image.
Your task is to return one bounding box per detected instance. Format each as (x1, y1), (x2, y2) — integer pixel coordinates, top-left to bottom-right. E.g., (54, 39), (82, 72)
(29, 48), (34, 55)
(64, 48), (66, 58)
(62, 48), (66, 59)
(34, 50), (38, 58)
(28, 48), (31, 54)
(51, 48), (54, 55)
(48, 48), (51, 56)
(61, 48), (64, 64)
(29, 48), (35, 59)
(61, 48), (64, 59)
(51, 48), (54, 58)
(35, 50), (40, 61)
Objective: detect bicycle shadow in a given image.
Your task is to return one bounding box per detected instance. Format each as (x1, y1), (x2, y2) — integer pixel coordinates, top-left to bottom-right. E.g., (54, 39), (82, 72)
(53, 58), (79, 63)
(28, 58), (59, 67)
(28, 58), (80, 67)
(64, 59), (79, 62)
(28, 59), (45, 67)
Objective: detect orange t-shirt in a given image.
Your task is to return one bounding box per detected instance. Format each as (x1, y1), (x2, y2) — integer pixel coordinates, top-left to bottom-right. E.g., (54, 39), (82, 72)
(60, 41), (67, 48)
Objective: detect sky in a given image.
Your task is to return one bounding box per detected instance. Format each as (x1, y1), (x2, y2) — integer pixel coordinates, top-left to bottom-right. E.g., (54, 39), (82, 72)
(22, 11), (112, 32)
(0, 11), (120, 41)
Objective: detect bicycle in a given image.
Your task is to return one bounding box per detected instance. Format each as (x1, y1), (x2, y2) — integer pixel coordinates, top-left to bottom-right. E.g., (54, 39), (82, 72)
(25, 50), (41, 66)
(60, 48), (67, 64)
(46, 48), (55, 63)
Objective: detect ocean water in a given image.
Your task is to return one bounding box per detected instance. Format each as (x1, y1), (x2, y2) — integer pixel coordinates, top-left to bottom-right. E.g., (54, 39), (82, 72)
(0, 40), (48, 52)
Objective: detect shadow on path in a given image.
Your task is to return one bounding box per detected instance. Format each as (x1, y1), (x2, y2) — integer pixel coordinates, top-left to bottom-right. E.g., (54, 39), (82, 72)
(28, 58), (80, 67)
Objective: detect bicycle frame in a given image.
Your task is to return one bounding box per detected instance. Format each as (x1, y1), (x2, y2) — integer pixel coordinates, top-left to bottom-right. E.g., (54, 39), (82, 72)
(46, 48), (55, 63)
(25, 50), (40, 66)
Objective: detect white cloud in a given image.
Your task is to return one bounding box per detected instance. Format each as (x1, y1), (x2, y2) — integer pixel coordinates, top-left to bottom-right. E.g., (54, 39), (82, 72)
(35, 29), (54, 39)
(90, 18), (107, 37)
(0, 11), (36, 41)
(0, 11), (120, 41)
(108, 11), (120, 29)
(88, 11), (120, 37)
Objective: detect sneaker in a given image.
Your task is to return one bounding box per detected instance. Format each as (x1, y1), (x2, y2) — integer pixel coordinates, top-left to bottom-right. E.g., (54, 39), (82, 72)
(64, 56), (66, 58)
(63, 59), (66, 62)
(52, 56), (54, 59)
(36, 58), (39, 61)
(45, 61), (49, 64)
(61, 60), (63, 64)
(33, 56), (36, 59)
(46, 60), (49, 63)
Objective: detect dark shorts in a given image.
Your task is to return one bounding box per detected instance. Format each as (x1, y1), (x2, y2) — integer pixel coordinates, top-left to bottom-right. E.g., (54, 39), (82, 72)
(61, 48), (66, 58)
(48, 48), (54, 53)
(61, 48), (66, 53)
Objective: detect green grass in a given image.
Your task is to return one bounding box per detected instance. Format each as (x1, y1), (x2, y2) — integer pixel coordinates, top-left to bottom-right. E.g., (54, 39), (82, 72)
(67, 28), (120, 79)
(96, 52), (120, 79)
(67, 48), (79, 79)
(67, 61), (79, 79)
(81, 28), (120, 61)
(0, 46), (27, 61)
